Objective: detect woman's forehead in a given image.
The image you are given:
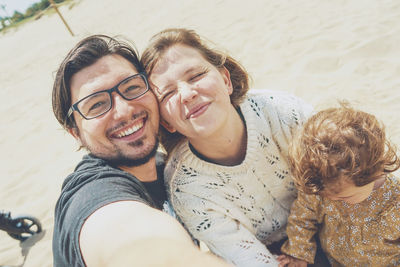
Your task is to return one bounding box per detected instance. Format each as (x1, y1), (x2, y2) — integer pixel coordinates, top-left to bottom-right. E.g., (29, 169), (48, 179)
(151, 45), (208, 79)
(159, 45), (206, 66)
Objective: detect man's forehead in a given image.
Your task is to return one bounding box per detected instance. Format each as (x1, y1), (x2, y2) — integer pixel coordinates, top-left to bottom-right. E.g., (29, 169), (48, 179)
(70, 54), (137, 99)
(77, 54), (136, 80)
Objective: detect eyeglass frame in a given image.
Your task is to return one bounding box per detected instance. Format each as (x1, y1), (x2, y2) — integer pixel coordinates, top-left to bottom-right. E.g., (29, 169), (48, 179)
(66, 72), (149, 120)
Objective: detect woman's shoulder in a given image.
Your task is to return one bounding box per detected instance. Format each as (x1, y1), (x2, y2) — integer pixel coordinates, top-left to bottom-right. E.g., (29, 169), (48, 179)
(164, 141), (209, 186)
(164, 141), (189, 176)
(246, 89), (312, 113)
(243, 89), (313, 128)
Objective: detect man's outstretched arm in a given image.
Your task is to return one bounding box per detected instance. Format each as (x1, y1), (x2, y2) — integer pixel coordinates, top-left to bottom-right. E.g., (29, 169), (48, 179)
(79, 200), (230, 267)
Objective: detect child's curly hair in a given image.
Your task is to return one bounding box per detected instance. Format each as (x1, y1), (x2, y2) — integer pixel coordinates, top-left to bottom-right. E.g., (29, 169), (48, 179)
(289, 103), (400, 194)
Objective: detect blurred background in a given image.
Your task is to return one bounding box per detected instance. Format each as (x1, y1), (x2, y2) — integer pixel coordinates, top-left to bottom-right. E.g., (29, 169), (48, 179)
(0, 0), (399, 265)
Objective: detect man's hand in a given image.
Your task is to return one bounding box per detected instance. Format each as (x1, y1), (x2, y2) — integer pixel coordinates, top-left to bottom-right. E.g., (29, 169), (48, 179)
(277, 254), (307, 267)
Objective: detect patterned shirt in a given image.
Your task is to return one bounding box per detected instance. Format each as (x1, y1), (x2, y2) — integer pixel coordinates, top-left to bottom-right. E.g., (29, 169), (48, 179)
(164, 91), (313, 266)
(281, 176), (400, 267)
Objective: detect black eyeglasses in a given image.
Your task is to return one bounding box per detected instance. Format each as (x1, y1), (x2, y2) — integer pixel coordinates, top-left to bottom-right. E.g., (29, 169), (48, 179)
(67, 73), (149, 120)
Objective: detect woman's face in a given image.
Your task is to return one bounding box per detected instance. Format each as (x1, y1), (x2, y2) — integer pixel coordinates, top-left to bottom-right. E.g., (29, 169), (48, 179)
(149, 44), (234, 140)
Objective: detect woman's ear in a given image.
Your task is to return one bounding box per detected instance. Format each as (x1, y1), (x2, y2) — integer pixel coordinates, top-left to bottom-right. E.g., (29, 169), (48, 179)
(220, 66), (233, 95)
(160, 119), (176, 133)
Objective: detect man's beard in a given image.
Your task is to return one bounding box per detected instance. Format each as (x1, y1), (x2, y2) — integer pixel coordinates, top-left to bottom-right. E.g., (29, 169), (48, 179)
(107, 138), (159, 167)
(86, 135), (160, 168)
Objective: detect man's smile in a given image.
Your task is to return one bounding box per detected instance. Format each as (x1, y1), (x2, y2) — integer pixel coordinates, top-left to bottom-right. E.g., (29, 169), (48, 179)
(108, 111), (148, 140)
(115, 119), (145, 138)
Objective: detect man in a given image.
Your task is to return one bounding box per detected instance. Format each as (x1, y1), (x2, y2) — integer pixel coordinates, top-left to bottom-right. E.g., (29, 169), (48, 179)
(51, 35), (229, 267)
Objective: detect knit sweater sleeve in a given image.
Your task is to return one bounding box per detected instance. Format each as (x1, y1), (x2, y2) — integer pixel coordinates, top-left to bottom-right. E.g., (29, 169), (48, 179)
(249, 90), (313, 151)
(169, 174), (279, 266)
(280, 193), (322, 264)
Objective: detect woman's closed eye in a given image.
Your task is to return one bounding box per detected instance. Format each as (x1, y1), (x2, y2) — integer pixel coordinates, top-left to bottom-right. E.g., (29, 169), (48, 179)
(160, 89), (176, 102)
(189, 70), (207, 82)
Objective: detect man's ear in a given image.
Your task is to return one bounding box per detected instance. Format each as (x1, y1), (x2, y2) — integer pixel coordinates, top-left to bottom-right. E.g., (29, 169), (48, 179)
(68, 127), (83, 147)
(220, 66), (233, 95)
(160, 119), (176, 133)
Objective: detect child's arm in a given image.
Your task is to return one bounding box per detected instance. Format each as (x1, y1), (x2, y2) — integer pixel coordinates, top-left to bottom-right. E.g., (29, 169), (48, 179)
(280, 192), (322, 264)
(277, 254), (307, 267)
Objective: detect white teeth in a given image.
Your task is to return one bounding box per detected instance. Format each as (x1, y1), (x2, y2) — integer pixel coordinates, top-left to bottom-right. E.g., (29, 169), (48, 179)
(117, 121), (144, 138)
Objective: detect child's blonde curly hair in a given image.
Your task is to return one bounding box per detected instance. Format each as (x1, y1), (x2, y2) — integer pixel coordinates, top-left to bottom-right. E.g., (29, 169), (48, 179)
(289, 103), (400, 194)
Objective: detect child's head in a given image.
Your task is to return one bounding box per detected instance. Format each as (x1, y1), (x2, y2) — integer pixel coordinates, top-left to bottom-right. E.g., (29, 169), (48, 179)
(289, 103), (399, 201)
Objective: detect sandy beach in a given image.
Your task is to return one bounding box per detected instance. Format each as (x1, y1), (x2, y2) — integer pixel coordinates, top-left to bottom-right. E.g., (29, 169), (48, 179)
(0, 0), (399, 265)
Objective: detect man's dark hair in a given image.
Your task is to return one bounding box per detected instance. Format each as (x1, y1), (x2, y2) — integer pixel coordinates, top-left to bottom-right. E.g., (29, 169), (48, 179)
(52, 35), (144, 130)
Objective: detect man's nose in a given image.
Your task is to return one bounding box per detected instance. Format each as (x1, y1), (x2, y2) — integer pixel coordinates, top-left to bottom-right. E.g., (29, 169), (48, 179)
(111, 93), (134, 119)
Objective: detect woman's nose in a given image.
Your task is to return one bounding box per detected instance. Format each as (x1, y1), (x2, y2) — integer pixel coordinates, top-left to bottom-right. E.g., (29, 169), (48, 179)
(179, 83), (197, 103)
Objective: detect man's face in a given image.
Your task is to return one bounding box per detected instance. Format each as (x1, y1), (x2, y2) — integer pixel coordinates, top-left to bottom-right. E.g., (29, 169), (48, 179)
(69, 54), (160, 167)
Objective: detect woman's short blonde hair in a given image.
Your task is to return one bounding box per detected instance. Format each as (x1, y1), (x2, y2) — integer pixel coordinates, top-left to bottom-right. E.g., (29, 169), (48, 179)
(141, 28), (250, 154)
(289, 103), (400, 194)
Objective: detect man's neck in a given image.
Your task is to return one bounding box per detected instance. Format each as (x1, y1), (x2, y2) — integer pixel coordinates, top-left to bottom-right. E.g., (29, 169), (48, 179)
(118, 157), (158, 182)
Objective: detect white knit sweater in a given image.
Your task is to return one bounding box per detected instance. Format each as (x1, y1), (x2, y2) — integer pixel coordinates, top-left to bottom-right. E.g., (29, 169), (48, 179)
(164, 90), (313, 266)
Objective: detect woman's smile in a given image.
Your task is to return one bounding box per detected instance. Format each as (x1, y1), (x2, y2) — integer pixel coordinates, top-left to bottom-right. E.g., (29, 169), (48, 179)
(186, 102), (210, 119)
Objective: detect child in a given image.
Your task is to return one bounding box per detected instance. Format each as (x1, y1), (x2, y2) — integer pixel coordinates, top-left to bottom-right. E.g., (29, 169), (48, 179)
(277, 104), (400, 267)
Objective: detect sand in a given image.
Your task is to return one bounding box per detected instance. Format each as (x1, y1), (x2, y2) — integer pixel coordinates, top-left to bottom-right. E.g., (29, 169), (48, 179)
(0, 0), (399, 265)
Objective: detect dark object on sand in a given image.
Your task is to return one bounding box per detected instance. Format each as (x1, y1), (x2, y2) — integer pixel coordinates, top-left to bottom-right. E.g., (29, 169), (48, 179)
(0, 211), (42, 241)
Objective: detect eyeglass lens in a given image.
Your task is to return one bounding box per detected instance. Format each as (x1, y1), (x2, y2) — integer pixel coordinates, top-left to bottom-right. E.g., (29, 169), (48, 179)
(77, 74), (147, 119)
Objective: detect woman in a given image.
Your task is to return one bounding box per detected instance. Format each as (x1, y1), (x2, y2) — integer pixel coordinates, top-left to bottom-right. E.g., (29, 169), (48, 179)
(141, 28), (313, 266)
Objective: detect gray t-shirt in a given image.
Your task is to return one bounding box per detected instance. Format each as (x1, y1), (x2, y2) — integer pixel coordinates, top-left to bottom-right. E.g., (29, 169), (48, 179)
(52, 153), (166, 267)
